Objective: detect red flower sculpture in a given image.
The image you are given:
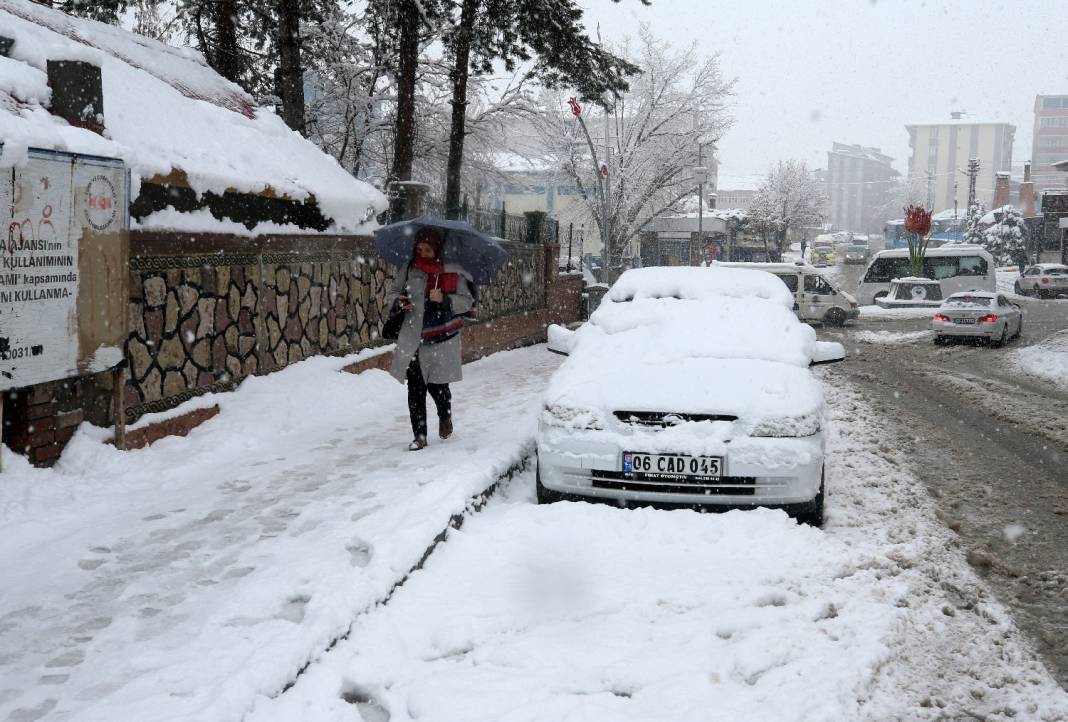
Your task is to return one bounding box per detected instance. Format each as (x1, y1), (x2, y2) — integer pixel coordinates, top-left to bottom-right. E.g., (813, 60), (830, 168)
(903, 205), (932, 237)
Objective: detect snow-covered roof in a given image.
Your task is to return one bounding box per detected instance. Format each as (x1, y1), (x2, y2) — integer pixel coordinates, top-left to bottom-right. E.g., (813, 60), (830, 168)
(0, 0), (385, 232)
(906, 118), (1015, 129)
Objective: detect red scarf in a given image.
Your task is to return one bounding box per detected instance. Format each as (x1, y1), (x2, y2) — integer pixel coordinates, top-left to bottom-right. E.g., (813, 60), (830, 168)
(412, 256), (458, 294)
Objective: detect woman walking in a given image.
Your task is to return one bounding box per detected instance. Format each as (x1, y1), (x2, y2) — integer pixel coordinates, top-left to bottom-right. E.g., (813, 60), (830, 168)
(385, 228), (475, 450)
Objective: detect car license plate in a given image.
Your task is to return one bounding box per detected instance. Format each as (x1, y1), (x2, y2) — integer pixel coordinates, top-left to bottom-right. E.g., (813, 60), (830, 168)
(622, 452), (722, 478)
(953, 318), (976, 324)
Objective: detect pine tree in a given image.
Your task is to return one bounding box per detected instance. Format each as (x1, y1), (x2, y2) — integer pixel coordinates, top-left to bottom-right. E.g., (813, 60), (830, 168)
(963, 200), (987, 245)
(982, 206), (1028, 266)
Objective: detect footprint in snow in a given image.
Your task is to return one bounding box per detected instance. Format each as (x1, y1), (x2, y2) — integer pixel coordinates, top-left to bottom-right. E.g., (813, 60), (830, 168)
(341, 684), (390, 722)
(277, 594), (310, 624)
(346, 542), (373, 568)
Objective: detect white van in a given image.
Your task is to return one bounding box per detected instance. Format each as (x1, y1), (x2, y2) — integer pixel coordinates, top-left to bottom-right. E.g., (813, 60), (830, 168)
(718, 261), (859, 325)
(856, 245), (996, 305)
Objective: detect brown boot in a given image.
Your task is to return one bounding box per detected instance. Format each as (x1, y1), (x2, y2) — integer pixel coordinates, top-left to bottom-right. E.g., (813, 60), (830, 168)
(438, 416), (453, 439)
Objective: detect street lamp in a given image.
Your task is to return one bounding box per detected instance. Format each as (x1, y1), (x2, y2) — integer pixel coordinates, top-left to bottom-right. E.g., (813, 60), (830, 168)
(694, 140), (716, 265)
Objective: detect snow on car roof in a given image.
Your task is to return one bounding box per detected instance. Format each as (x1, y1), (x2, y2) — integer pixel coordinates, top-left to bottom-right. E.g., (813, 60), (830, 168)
(605, 266), (794, 306)
(0, 0), (386, 232)
(874, 245), (991, 258)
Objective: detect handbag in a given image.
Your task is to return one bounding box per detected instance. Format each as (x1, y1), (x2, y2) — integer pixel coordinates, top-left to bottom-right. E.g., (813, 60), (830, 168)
(381, 299), (405, 341)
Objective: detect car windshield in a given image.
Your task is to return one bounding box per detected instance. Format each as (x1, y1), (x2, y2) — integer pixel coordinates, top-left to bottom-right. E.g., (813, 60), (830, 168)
(944, 296), (992, 307)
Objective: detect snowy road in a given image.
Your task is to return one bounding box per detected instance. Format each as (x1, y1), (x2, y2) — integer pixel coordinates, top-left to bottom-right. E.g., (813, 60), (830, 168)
(250, 379), (1068, 722)
(825, 291), (1068, 693)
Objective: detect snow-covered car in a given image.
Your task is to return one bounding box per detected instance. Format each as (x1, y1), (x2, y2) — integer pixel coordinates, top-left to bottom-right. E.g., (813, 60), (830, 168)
(1014, 263), (1068, 298)
(536, 267), (846, 525)
(932, 291), (1023, 346)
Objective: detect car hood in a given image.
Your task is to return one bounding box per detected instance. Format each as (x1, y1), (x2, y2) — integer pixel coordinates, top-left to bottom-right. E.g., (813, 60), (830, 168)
(544, 356), (824, 424)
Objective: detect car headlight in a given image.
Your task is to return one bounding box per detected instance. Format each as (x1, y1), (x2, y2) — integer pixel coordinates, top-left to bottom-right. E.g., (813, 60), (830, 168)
(749, 411), (821, 437)
(541, 404), (604, 430)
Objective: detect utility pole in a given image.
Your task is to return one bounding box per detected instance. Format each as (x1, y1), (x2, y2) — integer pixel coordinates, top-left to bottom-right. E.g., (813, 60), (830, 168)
(926, 171), (934, 210)
(966, 157), (979, 212)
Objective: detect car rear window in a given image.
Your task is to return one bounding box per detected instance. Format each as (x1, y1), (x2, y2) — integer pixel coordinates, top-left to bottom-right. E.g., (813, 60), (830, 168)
(945, 296), (991, 307)
(1047, 268), (1068, 276)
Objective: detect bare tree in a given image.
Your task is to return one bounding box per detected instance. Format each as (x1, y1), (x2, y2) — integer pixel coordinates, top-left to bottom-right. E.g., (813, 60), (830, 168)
(749, 159), (827, 259)
(534, 26), (735, 265)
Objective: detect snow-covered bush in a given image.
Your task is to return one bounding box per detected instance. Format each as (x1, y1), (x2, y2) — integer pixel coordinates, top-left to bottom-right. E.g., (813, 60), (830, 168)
(982, 205), (1028, 266)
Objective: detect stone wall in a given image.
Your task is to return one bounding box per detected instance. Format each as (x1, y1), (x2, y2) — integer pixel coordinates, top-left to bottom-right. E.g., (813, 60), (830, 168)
(3, 231), (556, 465)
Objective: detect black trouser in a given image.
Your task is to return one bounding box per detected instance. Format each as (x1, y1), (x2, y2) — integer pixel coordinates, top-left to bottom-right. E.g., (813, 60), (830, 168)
(406, 356), (451, 437)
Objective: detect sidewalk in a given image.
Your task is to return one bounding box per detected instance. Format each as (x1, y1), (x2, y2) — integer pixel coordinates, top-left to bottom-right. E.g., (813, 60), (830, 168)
(0, 345), (562, 722)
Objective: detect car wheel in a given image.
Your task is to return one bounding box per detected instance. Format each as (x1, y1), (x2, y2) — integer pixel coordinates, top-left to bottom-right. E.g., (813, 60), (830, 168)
(1014, 281), (1023, 295)
(824, 307), (847, 326)
(793, 470), (825, 527)
(933, 335), (946, 346)
(992, 325), (1008, 348)
(535, 461), (565, 504)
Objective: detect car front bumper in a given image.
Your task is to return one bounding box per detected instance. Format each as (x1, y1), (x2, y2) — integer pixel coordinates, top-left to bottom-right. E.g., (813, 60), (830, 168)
(537, 426), (824, 508)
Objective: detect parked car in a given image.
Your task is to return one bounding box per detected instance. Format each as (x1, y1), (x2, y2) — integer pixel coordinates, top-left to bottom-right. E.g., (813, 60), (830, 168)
(718, 261), (859, 326)
(537, 266), (847, 525)
(857, 245), (995, 305)
(931, 291), (1022, 346)
(1014, 263), (1068, 298)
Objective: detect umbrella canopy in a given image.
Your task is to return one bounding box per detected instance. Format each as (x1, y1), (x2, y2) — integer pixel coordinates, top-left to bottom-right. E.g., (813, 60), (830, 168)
(373, 216), (510, 285)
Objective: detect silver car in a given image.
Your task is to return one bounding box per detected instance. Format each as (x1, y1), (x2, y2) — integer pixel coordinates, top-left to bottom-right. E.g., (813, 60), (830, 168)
(537, 267), (847, 526)
(932, 291), (1023, 346)
(1014, 263), (1068, 298)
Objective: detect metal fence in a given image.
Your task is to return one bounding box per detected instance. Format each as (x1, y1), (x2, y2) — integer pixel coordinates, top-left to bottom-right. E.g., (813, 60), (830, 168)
(416, 196), (558, 245)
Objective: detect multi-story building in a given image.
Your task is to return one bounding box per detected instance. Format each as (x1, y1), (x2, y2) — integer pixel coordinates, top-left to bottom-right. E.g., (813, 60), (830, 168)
(1031, 95), (1068, 193)
(712, 173), (762, 211)
(825, 142), (899, 233)
(905, 114), (1015, 212)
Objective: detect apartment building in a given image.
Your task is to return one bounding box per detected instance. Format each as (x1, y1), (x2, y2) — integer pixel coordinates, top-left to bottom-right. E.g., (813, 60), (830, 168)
(825, 142), (899, 233)
(905, 114), (1015, 211)
(1031, 94), (1068, 193)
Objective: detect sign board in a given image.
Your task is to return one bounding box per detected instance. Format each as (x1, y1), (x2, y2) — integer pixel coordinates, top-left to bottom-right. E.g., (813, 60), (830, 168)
(1, 149), (127, 390)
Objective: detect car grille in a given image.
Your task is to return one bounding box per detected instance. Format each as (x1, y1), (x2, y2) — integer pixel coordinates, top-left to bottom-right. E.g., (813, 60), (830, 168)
(613, 410), (738, 428)
(591, 470), (756, 495)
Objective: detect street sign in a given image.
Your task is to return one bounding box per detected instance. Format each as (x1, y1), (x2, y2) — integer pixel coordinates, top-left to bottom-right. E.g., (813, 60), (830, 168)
(693, 166), (709, 184)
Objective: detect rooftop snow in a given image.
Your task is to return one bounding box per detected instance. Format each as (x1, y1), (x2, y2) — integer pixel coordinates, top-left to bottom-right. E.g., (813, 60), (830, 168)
(0, 0), (386, 232)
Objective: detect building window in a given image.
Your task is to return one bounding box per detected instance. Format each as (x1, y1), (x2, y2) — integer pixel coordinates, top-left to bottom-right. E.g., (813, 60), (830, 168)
(1043, 97), (1068, 110)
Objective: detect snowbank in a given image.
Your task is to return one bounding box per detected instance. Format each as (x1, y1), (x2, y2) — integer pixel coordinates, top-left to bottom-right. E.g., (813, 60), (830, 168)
(0, 0), (386, 232)
(1006, 329), (1068, 392)
(858, 305), (937, 320)
(246, 379), (1068, 722)
(0, 345), (562, 721)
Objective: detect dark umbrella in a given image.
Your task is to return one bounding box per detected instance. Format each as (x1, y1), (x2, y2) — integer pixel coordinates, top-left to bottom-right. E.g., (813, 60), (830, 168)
(373, 215), (510, 285)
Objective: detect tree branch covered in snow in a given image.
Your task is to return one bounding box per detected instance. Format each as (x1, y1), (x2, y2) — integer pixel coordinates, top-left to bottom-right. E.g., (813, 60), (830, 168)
(533, 26), (735, 263)
(748, 159), (827, 258)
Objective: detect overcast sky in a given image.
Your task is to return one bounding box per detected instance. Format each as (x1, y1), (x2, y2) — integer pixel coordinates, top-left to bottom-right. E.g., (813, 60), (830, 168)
(577, 0), (1065, 180)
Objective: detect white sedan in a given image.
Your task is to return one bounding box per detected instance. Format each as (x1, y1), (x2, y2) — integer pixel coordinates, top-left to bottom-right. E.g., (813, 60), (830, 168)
(932, 291), (1023, 346)
(537, 266), (846, 526)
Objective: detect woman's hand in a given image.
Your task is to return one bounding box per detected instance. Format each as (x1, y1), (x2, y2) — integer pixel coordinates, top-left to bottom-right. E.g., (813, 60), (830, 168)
(399, 295), (414, 310)
(429, 288), (444, 303)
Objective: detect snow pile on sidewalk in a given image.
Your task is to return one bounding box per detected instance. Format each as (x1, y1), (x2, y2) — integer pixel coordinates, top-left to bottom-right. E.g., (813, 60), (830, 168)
(1006, 329), (1068, 392)
(859, 305), (937, 320)
(250, 380), (1068, 721)
(997, 269), (1022, 296)
(0, 346), (561, 722)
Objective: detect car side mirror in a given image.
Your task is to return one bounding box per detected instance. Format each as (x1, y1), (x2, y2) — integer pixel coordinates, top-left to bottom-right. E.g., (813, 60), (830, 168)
(547, 323), (575, 356)
(811, 340), (846, 365)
